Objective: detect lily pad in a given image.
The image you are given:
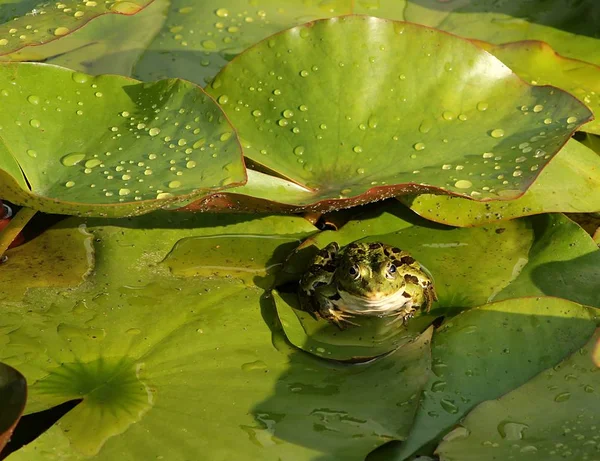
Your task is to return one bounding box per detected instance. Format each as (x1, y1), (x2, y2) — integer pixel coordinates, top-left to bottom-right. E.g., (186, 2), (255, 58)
(133, 0), (351, 85)
(401, 139), (600, 226)
(0, 0), (151, 56)
(0, 62), (245, 217)
(0, 213), (429, 461)
(0, 363), (27, 453)
(206, 16), (591, 209)
(400, 0), (600, 66)
(483, 41), (600, 135)
(392, 297), (598, 460)
(436, 328), (600, 461)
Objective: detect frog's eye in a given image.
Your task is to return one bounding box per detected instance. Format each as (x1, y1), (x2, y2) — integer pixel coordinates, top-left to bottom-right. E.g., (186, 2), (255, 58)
(348, 265), (360, 279)
(386, 264), (397, 278)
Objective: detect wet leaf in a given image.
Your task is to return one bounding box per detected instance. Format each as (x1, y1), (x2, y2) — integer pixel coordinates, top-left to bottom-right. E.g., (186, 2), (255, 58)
(0, 0), (152, 56)
(483, 41), (600, 135)
(436, 328), (600, 461)
(400, 0), (600, 66)
(206, 16), (590, 210)
(494, 214), (600, 309)
(0, 212), (433, 461)
(0, 363), (27, 453)
(133, 0), (351, 85)
(393, 297), (597, 460)
(0, 221), (95, 301)
(0, 62), (245, 217)
(401, 139), (600, 226)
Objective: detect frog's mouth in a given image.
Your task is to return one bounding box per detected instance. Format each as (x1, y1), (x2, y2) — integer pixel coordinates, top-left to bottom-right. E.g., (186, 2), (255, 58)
(336, 289), (414, 315)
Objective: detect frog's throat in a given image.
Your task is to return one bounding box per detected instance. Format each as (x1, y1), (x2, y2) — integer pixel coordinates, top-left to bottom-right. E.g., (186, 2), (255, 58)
(335, 289), (415, 315)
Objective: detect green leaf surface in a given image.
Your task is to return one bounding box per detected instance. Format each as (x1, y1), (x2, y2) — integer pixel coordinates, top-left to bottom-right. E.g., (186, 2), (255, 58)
(0, 362), (27, 452)
(400, 0), (600, 66)
(206, 16), (590, 208)
(494, 214), (600, 309)
(392, 297), (598, 460)
(436, 328), (600, 461)
(0, 62), (245, 217)
(133, 0), (351, 85)
(483, 41), (600, 135)
(0, 0), (152, 56)
(4, 0), (166, 78)
(0, 212), (431, 461)
(401, 139), (600, 226)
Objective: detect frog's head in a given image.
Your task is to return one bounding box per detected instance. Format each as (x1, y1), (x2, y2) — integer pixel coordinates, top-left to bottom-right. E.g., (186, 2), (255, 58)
(334, 242), (407, 299)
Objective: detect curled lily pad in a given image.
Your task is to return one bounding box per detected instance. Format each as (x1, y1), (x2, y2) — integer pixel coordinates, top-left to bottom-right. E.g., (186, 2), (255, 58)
(0, 0), (151, 57)
(401, 139), (600, 226)
(436, 328), (600, 461)
(0, 362), (27, 453)
(0, 63), (245, 217)
(482, 41), (600, 135)
(206, 16), (591, 210)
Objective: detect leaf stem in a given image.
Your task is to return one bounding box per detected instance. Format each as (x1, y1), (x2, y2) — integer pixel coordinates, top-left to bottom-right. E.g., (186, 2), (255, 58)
(0, 206), (37, 259)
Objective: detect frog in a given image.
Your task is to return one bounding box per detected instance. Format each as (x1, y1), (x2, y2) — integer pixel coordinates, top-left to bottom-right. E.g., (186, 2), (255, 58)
(298, 241), (437, 329)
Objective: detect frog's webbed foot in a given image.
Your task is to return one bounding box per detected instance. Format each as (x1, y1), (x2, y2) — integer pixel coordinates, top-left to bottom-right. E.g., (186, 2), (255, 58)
(321, 305), (360, 330)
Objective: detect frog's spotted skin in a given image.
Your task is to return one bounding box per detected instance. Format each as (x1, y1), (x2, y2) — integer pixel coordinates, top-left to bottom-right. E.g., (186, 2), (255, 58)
(299, 241), (437, 329)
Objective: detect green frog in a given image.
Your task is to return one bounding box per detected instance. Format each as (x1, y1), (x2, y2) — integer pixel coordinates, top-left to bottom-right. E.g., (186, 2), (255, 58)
(298, 241), (437, 329)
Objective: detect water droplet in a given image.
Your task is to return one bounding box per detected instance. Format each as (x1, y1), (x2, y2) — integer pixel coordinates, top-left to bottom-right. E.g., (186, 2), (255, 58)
(567, 116), (578, 124)
(215, 7), (229, 17)
(477, 101), (489, 111)
(119, 188), (130, 196)
(84, 158), (102, 168)
(26, 149), (37, 158)
(156, 192), (173, 199)
(29, 119), (40, 128)
(0, 39), (8, 46)
(419, 120), (432, 134)
(490, 128), (505, 138)
(353, 145), (363, 153)
(217, 95), (229, 104)
(440, 399), (459, 414)
(533, 104), (543, 113)
(202, 40), (217, 50)
(54, 27), (70, 36)
(584, 385), (594, 393)
(168, 180), (181, 189)
(65, 181), (75, 188)
(319, 123), (327, 130)
(241, 360), (267, 371)
(442, 111), (455, 121)
(252, 109), (262, 117)
(543, 118), (552, 124)
(61, 152), (86, 166)
(554, 392), (571, 402)
(193, 138), (206, 149)
(299, 104), (308, 112)
(482, 152), (494, 158)
(498, 421), (529, 440)
(520, 446), (538, 454)
(186, 160), (196, 169)
(283, 109), (294, 119)
(368, 115), (378, 128)
(278, 119), (289, 127)
(149, 127), (160, 137)
(454, 180), (472, 189)
(109, 1), (141, 13)
(299, 70), (309, 77)
(356, 168), (365, 174)
(126, 328), (141, 335)
(27, 95), (40, 105)
(414, 142), (426, 151)
(293, 146), (305, 156)
(431, 381), (447, 392)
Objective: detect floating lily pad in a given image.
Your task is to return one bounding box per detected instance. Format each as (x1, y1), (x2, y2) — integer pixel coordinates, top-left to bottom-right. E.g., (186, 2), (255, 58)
(0, 212), (434, 461)
(206, 16), (591, 209)
(400, 0), (600, 66)
(401, 139), (600, 226)
(482, 41), (600, 135)
(392, 297), (597, 461)
(0, 0), (151, 56)
(0, 62), (245, 217)
(133, 0), (351, 85)
(0, 363), (27, 453)
(436, 328), (600, 461)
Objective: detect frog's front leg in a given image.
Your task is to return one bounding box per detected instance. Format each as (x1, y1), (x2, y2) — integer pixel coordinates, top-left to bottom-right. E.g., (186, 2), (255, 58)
(317, 294), (360, 329)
